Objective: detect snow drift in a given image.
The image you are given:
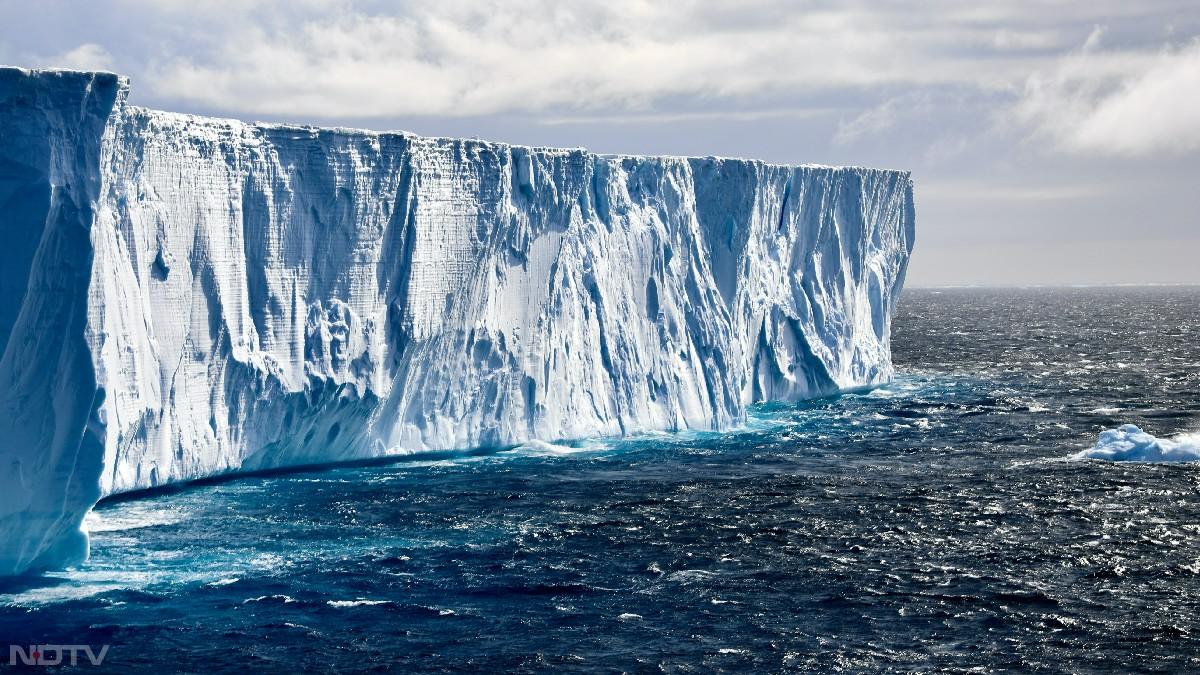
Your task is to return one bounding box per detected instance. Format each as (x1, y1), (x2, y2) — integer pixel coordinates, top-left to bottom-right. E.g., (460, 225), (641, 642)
(0, 67), (915, 575)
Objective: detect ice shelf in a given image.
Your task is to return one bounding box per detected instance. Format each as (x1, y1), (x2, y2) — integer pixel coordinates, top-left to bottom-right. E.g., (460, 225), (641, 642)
(0, 66), (914, 575)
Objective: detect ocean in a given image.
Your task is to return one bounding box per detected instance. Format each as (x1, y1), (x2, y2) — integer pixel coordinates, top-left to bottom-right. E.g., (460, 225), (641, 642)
(2, 286), (1199, 673)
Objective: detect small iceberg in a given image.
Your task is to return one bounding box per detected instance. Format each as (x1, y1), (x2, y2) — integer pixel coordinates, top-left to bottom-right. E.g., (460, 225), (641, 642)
(1074, 424), (1200, 463)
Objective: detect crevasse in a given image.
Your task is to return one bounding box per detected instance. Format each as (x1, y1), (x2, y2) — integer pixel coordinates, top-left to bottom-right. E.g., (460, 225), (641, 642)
(0, 67), (915, 575)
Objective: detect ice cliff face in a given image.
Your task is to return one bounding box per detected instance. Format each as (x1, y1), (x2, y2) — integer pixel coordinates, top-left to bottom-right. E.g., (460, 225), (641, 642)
(0, 67), (915, 575)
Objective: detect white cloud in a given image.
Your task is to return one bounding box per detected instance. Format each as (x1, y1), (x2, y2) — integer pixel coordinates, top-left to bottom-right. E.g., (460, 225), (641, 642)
(1015, 33), (1200, 156)
(45, 43), (115, 72)
(1071, 42), (1200, 155)
(11, 1), (1200, 160)
(834, 98), (904, 145)
(132, 0), (1093, 118)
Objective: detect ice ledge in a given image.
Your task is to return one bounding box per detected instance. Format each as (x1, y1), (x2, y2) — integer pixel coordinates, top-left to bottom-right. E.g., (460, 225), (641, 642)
(0, 67), (915, 575)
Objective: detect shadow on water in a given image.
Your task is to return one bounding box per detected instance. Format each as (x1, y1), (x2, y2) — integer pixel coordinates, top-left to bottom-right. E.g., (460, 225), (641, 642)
(0, 573), (72, 595)
(96, 443), (523, 506)
(97, 382), (893, 509)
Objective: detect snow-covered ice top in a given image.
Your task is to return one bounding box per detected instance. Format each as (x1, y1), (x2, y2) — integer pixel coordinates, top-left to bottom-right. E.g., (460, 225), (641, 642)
(0, 66), (915, 575)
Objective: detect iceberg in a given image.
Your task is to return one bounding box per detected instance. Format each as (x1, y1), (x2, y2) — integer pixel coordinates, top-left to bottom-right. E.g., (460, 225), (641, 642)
(0, 66), (915, 575)
(1074, 424), (1200, 463)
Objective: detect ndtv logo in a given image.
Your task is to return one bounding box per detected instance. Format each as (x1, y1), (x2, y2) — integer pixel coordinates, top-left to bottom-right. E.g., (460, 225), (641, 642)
(10, 645), (110, 666)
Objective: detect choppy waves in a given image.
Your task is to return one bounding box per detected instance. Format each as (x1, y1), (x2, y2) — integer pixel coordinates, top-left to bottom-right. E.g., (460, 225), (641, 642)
(3, 287), (1200, 673)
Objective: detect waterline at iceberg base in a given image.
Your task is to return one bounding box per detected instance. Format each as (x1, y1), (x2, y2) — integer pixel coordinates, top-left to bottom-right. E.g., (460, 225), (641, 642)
(0, 67), (914, 576)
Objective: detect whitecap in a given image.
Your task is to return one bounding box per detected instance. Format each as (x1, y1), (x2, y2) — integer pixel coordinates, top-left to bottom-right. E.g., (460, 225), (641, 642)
(512, 439), (591, 456)
(85, 505), (186, 533)
(327, 599), (392, 608)
(667, 569), (716, 582)
(1, 581), (126, 607)
(243, 594), (296, 604)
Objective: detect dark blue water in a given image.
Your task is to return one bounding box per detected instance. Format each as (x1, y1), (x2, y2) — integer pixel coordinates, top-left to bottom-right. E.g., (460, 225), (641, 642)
(3, 287), (1200, 673)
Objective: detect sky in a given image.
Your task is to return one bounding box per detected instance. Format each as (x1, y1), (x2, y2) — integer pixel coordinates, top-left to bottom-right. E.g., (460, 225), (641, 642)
(3, 0), (1198, 286)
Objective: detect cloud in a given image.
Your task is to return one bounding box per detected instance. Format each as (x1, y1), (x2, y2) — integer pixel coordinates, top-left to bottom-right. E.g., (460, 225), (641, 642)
(834, 98), (905, 145)
(129, 0), (1098, 118)
(44, 43), (115, 72)
(1015, 32), (1200, 156)
(8, 1), (1200, 160)
(1070, 41), (1200, 155)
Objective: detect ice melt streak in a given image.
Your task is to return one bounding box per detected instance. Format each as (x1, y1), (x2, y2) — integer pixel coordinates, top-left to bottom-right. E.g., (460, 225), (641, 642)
(0, 66), (914, 575)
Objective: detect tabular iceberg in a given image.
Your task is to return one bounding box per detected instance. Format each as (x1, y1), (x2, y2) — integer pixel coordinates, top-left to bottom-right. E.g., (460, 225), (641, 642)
(0, 66), (915, 575)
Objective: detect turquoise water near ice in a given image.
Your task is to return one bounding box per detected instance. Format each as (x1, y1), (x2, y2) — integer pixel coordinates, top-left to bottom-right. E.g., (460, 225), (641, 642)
(3, 287), (1200, 673)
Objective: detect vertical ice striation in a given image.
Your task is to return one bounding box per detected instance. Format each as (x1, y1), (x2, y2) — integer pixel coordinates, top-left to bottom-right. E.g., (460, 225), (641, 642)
(0, 67), (914, 575)
(0, 68), (123, 574)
